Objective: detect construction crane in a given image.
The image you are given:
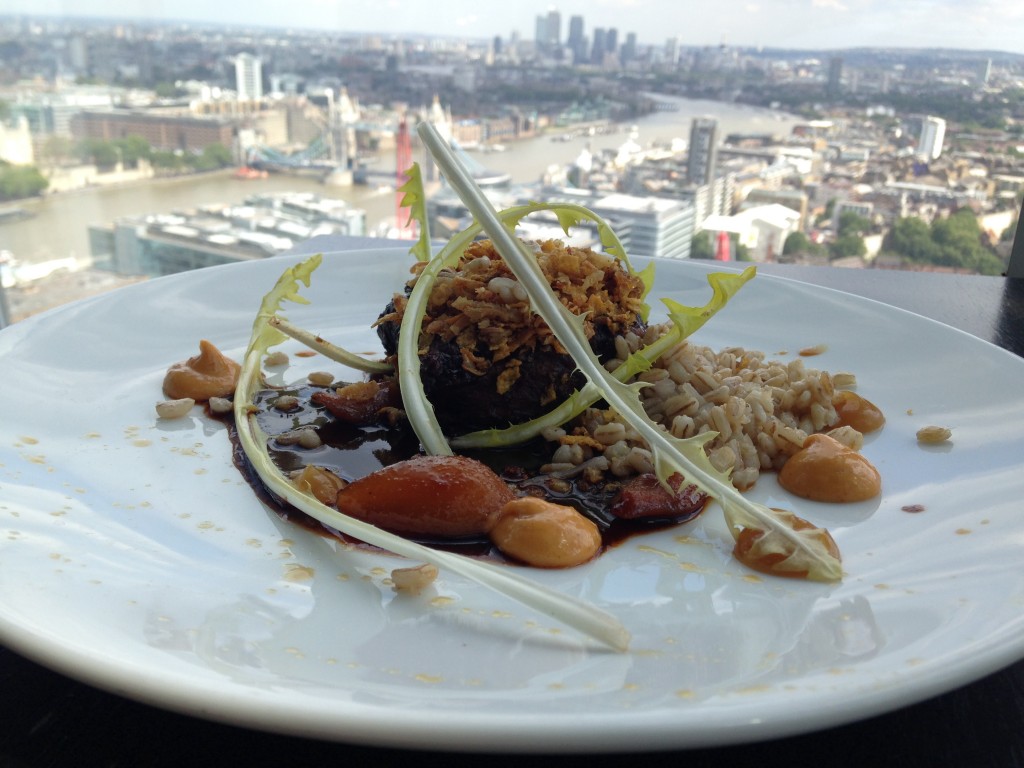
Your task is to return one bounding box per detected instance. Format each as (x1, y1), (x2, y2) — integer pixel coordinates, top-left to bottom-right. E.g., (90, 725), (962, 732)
(394, 116), (414, 239)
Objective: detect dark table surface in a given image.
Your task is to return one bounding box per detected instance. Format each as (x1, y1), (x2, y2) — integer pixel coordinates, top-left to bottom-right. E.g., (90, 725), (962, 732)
(2, 261), (1023, 768)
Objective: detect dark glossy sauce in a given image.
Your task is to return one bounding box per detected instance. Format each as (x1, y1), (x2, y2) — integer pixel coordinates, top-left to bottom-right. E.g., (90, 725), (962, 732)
(223, 384), (707, 561)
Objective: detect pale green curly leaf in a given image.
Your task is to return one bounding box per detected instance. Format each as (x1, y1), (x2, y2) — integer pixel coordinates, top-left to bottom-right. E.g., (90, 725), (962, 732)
(398, 162), (432, 263)
(663, 266), (756, 339)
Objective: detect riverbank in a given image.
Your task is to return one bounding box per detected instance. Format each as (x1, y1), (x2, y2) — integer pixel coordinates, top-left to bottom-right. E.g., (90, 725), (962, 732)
(9, 166), (239, 210)
(3, 169), (396, 266)
(1, 94), (805, 322)
(0, 205), (34, 223)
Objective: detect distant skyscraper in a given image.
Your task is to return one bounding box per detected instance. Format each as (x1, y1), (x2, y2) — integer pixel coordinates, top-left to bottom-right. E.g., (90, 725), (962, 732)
(567, 15), (586, 64)
(980, 58), (992, 85)
(606, 28), (618, 55)
(234, 53), (263, 102)
(591, 28), (607, 65)
(68, 35), (89, 75)
(535, 9), (561, 52)
(664, 37), (680, 67)
(535, 15), (547, 48)
(568, 14), (584, 40)
(917, 115), (946, 161)
(687, 117), (719, 186)
(547, 8), (561, 45)
(621, 32), (637, 65)
(827, 57), (843, 99)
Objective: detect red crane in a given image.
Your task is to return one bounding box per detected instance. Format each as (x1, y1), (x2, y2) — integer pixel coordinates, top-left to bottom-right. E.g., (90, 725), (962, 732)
(714, 230), (732, 261)
(395, 117), (413, 239)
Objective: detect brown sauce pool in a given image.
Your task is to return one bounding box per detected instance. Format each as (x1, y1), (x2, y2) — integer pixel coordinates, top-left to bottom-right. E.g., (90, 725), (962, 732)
(222, 384), (708, 562)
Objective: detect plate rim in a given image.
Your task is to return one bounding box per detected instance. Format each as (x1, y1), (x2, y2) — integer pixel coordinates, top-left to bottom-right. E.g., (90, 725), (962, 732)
(2, 248), (1024, 752)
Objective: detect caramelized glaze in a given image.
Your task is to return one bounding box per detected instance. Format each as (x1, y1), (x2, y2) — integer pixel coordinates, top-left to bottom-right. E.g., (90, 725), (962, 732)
(832, 390), (886, 434)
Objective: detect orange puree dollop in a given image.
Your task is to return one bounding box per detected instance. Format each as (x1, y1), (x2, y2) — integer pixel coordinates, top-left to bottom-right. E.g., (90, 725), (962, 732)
(162, 339), (241, 401)
(832, 390), (885, 434)
(489, 497), (602, 568)
(778, 433), (881, 503)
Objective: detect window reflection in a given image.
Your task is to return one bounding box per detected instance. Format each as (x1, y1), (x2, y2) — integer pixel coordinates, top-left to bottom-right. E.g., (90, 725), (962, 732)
(0, 5), (1021, 324)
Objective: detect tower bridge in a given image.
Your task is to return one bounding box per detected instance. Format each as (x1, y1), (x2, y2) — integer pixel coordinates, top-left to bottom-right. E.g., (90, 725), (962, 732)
(244, 94), (510, 237)
(246, 93), (509, 188)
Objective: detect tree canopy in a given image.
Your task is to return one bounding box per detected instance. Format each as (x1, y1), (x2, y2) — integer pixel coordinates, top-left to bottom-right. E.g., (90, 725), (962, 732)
(881, 209), (1005, 275)
(782, 231), (814, 255)
(690, 230), (713, 259)
(0, 163), (48, 201)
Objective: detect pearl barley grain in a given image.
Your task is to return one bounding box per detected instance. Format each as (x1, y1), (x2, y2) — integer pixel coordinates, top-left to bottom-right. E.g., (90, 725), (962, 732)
(391, 563), (439, 595)
(308, 371), (334, 387)
(208, 396), (232, 414)
(916, 425), (952, 444)
(156, 398), (195, 419)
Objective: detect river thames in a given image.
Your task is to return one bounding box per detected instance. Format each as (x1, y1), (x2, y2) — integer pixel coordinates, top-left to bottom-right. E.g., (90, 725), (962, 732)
(3, 95), (802, 268)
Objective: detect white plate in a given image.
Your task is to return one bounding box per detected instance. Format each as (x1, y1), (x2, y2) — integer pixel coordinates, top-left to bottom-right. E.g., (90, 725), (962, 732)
(2, 249), (1023, 753)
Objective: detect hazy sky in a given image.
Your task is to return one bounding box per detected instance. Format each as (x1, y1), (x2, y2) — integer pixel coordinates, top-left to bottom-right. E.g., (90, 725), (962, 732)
(10, 0), (1024, 54)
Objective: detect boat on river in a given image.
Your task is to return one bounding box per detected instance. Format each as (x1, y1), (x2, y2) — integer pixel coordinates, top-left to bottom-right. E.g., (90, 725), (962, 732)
(233, 166), (269, 180)
(0, 206), (34, 224)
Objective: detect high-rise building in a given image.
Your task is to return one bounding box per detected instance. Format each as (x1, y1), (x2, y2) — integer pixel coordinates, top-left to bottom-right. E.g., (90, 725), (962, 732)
(827, 57), (843, 99)
(588, 194), (695, 259)
(68, 35), (89, 75)
(591, 28), (607, 65)
(234, 53), (263, 102)
(621, 33), (637, 65)
(547, 8), (561, 46)
(535, 9), (561, 52)
(687, 117), (719, 186)
(606, 28), (618, 55)
(917, 115), (946, 161)
(664, 37), (680, 67)
(567, 15), (586, 64)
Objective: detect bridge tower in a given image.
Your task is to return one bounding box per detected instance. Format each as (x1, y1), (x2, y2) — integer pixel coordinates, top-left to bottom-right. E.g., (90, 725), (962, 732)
(329, 89), (356, 163)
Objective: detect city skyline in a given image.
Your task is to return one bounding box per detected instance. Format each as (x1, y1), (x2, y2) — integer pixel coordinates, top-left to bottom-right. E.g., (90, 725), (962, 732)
(6, 0), (1024, 55)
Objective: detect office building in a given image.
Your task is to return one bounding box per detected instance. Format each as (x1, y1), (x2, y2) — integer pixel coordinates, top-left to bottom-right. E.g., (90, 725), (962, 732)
(621, 33), (638, 65)
(827, 57), (843, 98)
(588, 193), (695, 259)
(917, 115), (946, 161)
(535, 9), (561, 53)
(91, 192), (366, 277)
(687, 117), (719, 186)
(234, 53), (263, 102)
(591, 28), (607, 65)
(703, 204), (802, 262)
(664, 37), (681, 67)
(605, 28), (618, 55)
(681, 174), (735, 232)
(567, 15), (586, 64)
(425, 186), (694, 259)
(70, 110), (235, 153)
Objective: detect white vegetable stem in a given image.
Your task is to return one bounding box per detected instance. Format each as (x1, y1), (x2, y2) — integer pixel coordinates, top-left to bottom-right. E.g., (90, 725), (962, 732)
(269, 315), (392, 374)
(418, 121), (842, 583)
(234, 256), (632, 652)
